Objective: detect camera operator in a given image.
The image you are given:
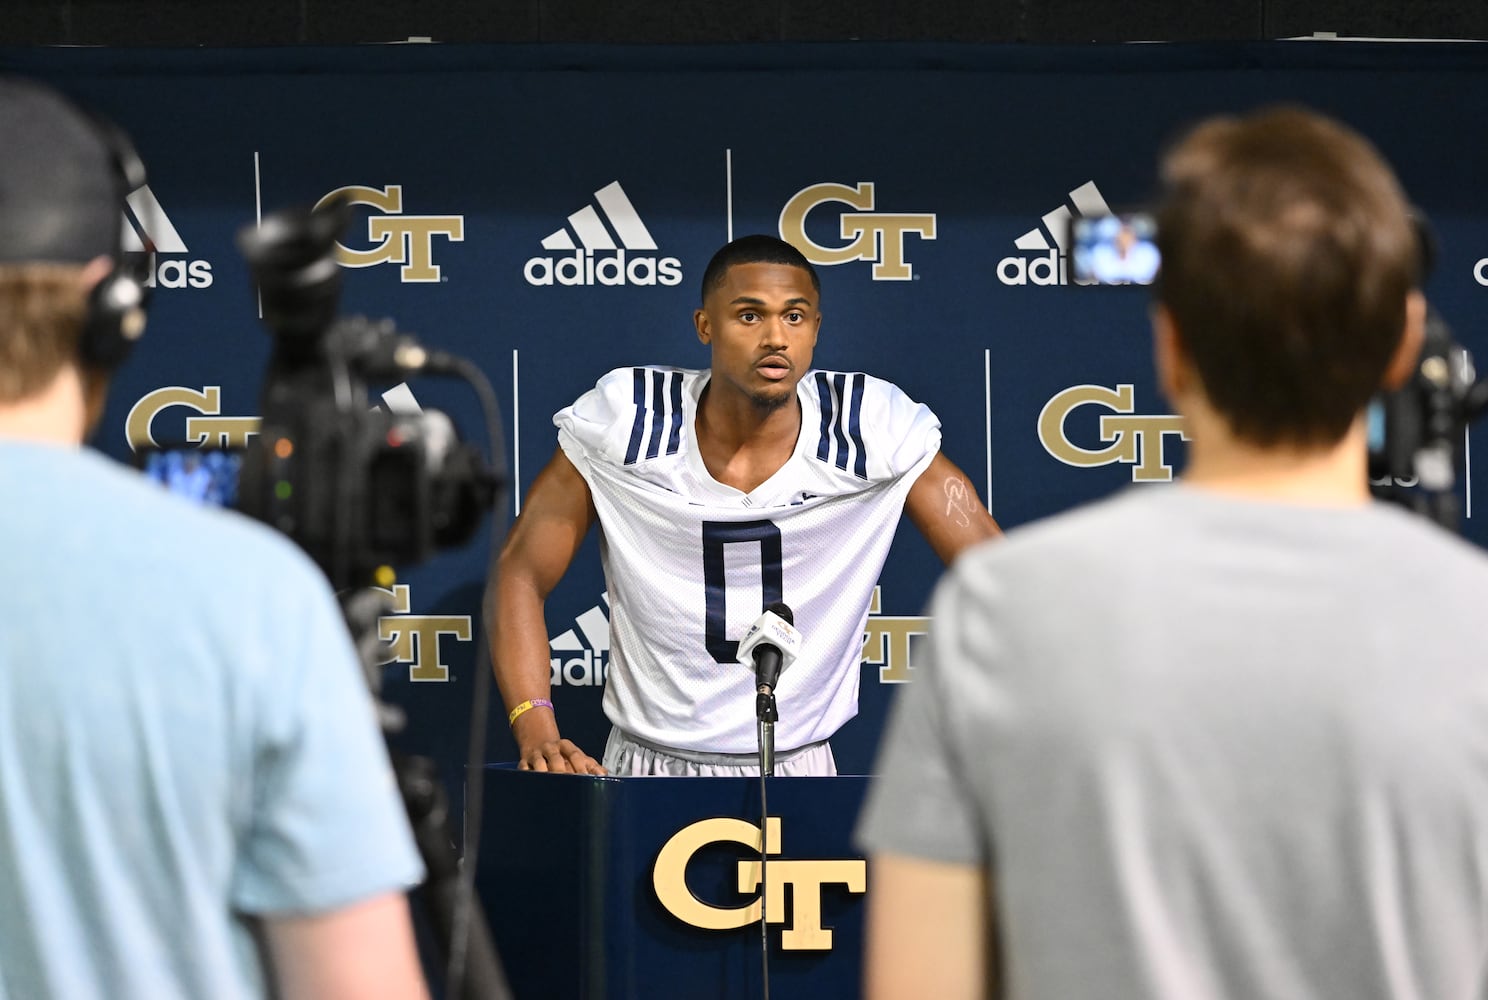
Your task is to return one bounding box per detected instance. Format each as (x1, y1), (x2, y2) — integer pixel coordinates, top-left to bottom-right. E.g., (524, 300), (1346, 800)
(857, 106), (1488, 1000)
(0, 78), (428, 999)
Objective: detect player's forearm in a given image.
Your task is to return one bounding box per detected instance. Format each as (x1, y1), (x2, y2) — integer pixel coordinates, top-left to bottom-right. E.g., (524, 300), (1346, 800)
(488, 573), (561, 742)
(958, 505), (1003, 548)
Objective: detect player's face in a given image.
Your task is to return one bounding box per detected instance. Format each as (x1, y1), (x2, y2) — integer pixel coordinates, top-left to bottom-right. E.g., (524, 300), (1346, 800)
(694, 262), (821, 413)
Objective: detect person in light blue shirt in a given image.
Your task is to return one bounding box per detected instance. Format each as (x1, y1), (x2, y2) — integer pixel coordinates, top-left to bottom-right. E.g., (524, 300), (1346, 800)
(0, 78), (429, 999)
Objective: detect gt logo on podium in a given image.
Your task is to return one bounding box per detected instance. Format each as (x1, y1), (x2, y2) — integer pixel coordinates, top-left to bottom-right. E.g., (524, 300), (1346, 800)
(653, 817), (866, 950)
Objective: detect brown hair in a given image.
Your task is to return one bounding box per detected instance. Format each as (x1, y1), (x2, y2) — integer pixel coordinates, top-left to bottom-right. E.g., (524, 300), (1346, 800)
(0, 264), (90, 403)
(1154, 106), (1419, 447)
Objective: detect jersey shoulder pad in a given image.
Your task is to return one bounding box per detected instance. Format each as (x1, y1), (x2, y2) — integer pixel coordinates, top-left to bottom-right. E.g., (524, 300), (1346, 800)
(555, 366), (695, 467)
(803, 370), (941, 481)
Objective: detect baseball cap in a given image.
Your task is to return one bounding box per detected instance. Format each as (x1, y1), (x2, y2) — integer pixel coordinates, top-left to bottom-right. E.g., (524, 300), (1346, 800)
(0, 77), (122, 265)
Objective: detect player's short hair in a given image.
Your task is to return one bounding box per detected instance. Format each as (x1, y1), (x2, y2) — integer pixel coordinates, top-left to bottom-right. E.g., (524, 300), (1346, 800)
(1154, 105), (1420, 448)
(700, 235), (820, 304)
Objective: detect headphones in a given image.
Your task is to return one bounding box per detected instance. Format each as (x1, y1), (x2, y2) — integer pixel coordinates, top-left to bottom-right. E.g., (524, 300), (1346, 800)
(76, 112), (152, 372)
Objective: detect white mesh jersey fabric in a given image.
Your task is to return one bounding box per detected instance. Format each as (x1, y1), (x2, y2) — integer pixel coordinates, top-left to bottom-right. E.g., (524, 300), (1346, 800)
(555, 366), (940, 753)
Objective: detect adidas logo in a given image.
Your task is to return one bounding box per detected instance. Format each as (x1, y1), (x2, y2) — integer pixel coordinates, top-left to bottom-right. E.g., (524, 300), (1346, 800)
(996, 180), (1111, 287)
(523, 181), (683, 288)
(122, 184), (214, 289)
(549, 594), (611, 686)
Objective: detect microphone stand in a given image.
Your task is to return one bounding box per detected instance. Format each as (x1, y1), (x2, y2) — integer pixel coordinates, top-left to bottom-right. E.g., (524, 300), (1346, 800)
(755, 687), (778, 1000)
(756, 688), (777, 777)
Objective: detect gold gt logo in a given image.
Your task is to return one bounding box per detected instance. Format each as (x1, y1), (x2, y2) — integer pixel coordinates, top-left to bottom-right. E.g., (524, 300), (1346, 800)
(1038, 384), (1188, 482)
(375, 584), (473, 683)
(125, 386), (260, 451)
(860, 586), (928, 684)
(316, 185), (464, 282)
(779, 182), (935, 281)
(653, 817), (866, 950)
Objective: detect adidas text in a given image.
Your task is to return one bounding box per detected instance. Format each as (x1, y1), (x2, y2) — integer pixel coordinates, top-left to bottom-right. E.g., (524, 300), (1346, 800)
(549, 648), (610, 686)
(146, 258), (214, 290)
(998, 180), (1110, 287)
(996, 250), (1065, 286)
(123, 184), (214, 289)
(524, 248), (683, 287)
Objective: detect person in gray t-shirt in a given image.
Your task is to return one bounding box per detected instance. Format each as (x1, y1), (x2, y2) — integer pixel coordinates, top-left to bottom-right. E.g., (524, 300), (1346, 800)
(856, 106), (1488, 1000)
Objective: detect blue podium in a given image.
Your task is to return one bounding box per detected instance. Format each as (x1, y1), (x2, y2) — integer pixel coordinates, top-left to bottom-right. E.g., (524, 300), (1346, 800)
(474, 767), (871, 1000)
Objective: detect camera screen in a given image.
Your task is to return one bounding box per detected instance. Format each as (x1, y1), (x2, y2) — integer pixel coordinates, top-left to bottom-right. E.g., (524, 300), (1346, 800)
(1366, 398), (1387, 456)
(137, 447), (243, 508)
(1070, 214), (1161, 286)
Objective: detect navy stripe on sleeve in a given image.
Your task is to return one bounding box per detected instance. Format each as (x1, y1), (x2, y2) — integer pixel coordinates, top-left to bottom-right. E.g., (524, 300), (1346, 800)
(624, 368), (647, 465)
(830, 373), (852, 470)
(814, 371), (870, 479)
(646, 369), (668, 460)
(815, 372), (835, 463)
(666, 371), (684, 456)
(626, 369), (685, 465)
(847, 372), (867, 479)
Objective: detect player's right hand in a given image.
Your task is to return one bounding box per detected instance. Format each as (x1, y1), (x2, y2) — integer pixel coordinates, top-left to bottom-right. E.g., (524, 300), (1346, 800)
(518, 739), (607, 775)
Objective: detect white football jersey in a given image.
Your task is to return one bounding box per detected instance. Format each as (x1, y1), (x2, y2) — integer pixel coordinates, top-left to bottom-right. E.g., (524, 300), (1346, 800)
(556, 366), (941, 754)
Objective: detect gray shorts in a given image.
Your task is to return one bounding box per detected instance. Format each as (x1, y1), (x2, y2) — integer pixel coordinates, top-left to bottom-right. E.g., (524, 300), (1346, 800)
(601, 727), (838, 777)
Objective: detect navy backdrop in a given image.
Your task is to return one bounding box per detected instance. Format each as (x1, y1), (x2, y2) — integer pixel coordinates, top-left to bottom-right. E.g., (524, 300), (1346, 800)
(5, 40), (1488, 795)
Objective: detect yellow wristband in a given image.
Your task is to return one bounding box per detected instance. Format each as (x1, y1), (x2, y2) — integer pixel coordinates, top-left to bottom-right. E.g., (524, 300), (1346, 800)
(507, 698), (555, 726)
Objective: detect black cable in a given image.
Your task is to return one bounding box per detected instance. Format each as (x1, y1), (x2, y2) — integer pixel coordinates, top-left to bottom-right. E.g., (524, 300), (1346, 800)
(442, 356), (509, 1000)
(327, 350), (356, 592)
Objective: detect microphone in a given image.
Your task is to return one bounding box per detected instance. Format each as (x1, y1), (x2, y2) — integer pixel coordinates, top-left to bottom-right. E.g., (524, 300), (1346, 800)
(737, 602), (802, 777)
(735, 602), (803, 696)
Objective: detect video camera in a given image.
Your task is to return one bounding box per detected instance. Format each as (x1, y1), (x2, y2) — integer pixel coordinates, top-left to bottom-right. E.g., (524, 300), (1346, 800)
(233, 196), (502, 592)
(1368, 306), (1488, 529)
(1364, 217), (1488, 530)
(233, 196), (512, 998)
